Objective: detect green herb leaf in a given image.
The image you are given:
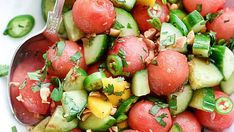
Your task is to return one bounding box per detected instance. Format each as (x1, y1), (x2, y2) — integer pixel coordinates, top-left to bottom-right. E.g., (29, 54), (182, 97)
(0, 64), (9, 77)
(118, 49), (128, 68)
(196, 4), (202, 12)
(70, 52), (81, 62)
(103, 84), (114, 95)
(11, 126), (17, 132)
(114, 21), (125, 30)
(169, 95), (177, 110)
(50, 78), (63, 102)
(27, 70), (41, 81)
(147, 18), (162, 31)
(149, 105), (160, 115)
(56, 41), (65, 57)
(206, 12), (223, 23)
(41, 52), (52, 81)
(151, 59), (158, 65)
(155, 113), (168, 127)
(228, 38), (234, 51)
(19, 80), (26, 89)
(114, 91), (124, 96)
(127, 23), (132, 29)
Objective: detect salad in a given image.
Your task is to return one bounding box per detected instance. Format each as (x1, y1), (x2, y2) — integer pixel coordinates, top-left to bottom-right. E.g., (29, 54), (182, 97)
(7, 0), (234, 132)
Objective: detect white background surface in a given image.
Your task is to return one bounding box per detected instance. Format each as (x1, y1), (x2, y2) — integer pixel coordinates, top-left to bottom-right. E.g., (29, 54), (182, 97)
(0, 0), (234, 132)
(0, 0), (45, 131)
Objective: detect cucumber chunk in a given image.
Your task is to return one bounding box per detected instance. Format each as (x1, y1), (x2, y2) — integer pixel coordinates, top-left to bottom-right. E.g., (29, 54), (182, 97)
(83, 72), (106, 92)
(61, 90), (88, 121)
(189, 87), (216, 112)
(160, 23), (183, 46)
(170, 9), (187, 20)
(169, 123), (182, 132)
(79, 114), (116, 131)
(83, 34), (109, 65)
(45, 106), (78, 132)
(113, 8), (140, 37)
(221, 72), (234, 95)
(188, 58), (223, 90)
(132, 69), (150, 97)
(63, 10), (84, 41)
(31, 117), (50, 132)
(64, 67), (87, 91)
(183, 10), (206, 33)
(192, 34), (211, 58)
(210, 45), (234, 80)
(168, 85), (193, 115)
(111, 0), (136, 11)
(114, 96), (138, 118)
(169, 13), (188, 35)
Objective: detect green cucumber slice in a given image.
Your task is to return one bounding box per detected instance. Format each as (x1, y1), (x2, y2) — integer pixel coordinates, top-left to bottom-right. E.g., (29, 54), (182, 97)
(61, 90), (88, 121)
(160, 23), (183, 46)
(170, 9), (187, 20)
(83, 34), (109, 65)
(64, 67), (87, 91)
(183, 10), (206, 33)
(63, 10), (84, 41)
(45, 106), (78, 132)
(169, 123), (182, 132)
(114, 96), (138, 118)
(189, 87), (216, 112)
(210, 45), (234, 80)
(132, 69), (150, 97)
(113, 8), (139, 37)
(188, 58), (223, 90)
(192, 34), (211, 58)
(168, 85), (193, 115)
(79, 114), (116, 131)
(169, 13), (188, 35)
(83, 72), (106, 92)
(4, 15), (35, 38)
(221, 72), (234, 95)
(31, 117), (50, 132)
(111, 0), (136, 11)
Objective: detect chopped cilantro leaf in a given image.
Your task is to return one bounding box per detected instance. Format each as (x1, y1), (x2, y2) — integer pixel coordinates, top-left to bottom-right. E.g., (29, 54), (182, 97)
(206, 12), (223, 23)
(149, 105), (160, 115)
(70, 52), (81, 62)
(56, 41), (65, 57)
(50, 77), (63, 102)
(114, 21), (125, 30)
(196, 4), (202, 12)
(169, 95), (177, 110)
(27, 70), (41, 81)
(118, 49), (128, 67)
(0, 64), (9, 77)
(162, 0), (167, 4)
(19, 80), (26, 89)
(147, 18), (161, 31)
(103, 84), (114, 95)
(155, 113), (168, 127)
(11, 126), (17, 132)
(127, 23), (132, 29)
(114, 91), (124, 96)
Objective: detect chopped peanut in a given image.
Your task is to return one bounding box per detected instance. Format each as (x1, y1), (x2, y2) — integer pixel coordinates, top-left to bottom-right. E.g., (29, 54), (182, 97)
(174, 36), (187, 48)
(143, 38), (156, 49)
(186, 30), (195, 45)
(145, 50), (155, 65)
(109, 28), (121, 37)
(40, 87), (51, 104)
(144, 28), (157, 40)
(170, 4), (179, 10)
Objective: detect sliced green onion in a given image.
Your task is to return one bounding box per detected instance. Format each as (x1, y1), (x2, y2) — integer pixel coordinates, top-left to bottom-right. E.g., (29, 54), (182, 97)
(215, 97), (233, 114)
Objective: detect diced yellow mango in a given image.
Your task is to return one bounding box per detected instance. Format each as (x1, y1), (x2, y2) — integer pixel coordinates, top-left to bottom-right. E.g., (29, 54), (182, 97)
(102, 78), (131, 106)
(87, 96), (112, 119)
(136, 0), (155, 7)
(117, 120), (128, 130)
